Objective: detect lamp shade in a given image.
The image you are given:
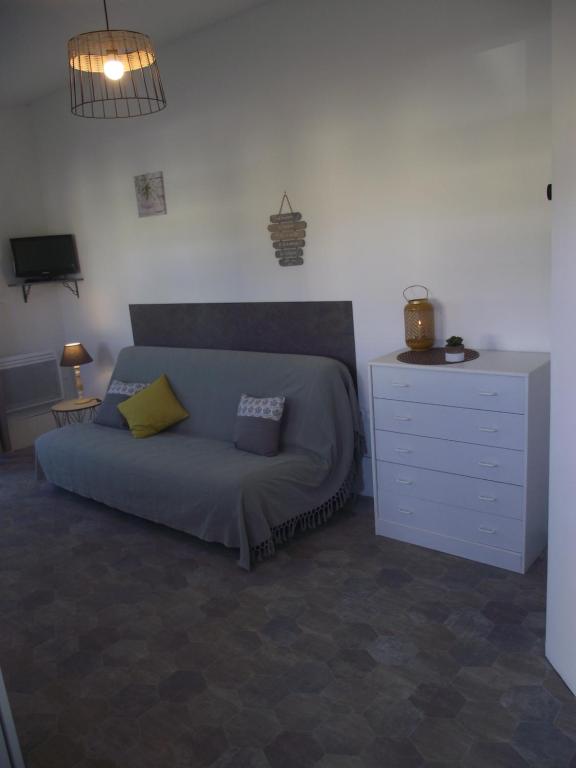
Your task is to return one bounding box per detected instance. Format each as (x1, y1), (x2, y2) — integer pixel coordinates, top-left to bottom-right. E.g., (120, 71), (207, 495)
(60, 343), (93, 367)
(68, 28), (166, 118)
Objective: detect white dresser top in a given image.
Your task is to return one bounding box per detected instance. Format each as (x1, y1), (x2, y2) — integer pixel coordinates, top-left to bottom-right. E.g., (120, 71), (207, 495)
(370, 350), (550, 377)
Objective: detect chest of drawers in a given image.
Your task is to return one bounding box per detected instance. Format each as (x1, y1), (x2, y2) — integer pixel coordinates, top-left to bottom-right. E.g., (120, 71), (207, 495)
(369, 350), (550, 573)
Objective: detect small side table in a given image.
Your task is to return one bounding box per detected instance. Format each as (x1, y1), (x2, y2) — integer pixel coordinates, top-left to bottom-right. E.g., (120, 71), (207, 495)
(51, 398), (102, 427)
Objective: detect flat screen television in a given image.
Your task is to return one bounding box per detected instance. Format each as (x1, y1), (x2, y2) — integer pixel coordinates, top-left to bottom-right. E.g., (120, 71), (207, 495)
(10, 234), (79, 280)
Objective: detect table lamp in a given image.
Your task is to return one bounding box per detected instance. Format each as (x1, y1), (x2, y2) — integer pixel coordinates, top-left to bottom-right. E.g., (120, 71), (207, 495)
(60, 342), (93, 404)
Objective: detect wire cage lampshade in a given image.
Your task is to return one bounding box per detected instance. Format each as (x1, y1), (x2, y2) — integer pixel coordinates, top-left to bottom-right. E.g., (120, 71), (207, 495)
(68, 0), (166, 118)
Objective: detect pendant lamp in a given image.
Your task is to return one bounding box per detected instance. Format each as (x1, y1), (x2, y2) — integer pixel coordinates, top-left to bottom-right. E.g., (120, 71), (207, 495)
(68, 0), (166, 119)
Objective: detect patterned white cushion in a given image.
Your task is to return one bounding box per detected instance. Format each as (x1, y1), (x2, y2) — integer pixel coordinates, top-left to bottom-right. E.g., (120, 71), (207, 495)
(237, 394), (285, 422)
(108, 379), (149, 396)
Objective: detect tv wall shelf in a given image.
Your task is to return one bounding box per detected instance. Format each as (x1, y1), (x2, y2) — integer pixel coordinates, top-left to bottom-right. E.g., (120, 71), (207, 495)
(8, 277), (83, 304)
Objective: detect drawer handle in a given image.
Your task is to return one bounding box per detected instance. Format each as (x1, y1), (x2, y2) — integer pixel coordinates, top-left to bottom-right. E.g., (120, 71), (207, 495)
(393, 416), (412, 422)
(478, 525), (497, 535)
(398, 508), (414, 516)
(479, 427), (499, 433)
(396, 478), (414, 486)
(478, 391), (498, 397)
(392, 382), (410, 388)
(478, 495), (497, 503)
(478, 461), (499, 468)
(394, 448), (413, 454)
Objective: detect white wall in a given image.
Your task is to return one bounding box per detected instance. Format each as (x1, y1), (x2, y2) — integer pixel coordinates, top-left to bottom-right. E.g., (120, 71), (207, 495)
(0, 107), (70, 448)
(0, 107), (66, 359)
(7, 0), (552, 462)
(546, 0), (576, 695)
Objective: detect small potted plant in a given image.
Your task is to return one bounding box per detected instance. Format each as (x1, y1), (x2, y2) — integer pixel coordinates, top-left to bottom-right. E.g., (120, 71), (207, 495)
(445, 336), (465, 363)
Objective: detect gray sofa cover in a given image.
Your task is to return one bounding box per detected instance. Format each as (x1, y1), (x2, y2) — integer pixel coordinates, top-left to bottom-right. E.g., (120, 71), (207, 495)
(36, 346), (361, 569)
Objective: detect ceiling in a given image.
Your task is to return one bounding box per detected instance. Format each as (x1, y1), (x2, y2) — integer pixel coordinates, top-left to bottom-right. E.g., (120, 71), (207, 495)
(0, 0), (269, 107)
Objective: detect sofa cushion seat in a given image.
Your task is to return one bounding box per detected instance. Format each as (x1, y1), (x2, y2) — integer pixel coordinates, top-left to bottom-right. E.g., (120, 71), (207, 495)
(36, 423), (327, 567)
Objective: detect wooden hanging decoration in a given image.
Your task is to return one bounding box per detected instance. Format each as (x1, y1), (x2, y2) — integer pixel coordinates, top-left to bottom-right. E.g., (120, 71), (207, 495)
(269, 192), (306, 267)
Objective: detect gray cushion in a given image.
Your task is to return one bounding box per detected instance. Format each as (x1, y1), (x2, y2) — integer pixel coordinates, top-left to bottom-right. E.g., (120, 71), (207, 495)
(93, 393), (129, 429)
(234, 394), (285, 456)
(93, 379), (149, 430)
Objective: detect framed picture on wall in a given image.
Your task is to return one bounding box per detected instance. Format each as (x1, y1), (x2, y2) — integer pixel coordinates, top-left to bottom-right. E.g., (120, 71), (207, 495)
(134, 171), (167, 217)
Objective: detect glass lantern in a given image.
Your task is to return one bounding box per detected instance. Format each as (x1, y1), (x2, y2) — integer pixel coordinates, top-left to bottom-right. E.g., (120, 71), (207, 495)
(403, 285), (435, 351)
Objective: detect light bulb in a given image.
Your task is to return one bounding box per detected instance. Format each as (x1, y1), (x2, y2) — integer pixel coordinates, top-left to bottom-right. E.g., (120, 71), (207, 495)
(103, 57), (124, 80)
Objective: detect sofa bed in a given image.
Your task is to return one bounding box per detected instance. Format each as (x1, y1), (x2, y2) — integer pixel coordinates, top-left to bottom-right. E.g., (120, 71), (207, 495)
(35, 346), (361, 569)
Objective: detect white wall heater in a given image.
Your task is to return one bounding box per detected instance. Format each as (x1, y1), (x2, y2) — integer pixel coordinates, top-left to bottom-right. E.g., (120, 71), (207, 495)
(0, 352), (63, 413)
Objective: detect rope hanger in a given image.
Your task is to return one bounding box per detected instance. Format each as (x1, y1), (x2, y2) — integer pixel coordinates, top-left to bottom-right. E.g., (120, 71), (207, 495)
(278, 192), (294, 215)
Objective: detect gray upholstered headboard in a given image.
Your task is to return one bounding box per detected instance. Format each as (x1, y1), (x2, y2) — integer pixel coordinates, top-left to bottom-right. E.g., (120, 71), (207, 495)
(129, 301), (356, 383)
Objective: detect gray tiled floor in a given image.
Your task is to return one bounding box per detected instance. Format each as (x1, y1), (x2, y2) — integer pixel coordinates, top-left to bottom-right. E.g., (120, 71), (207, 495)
(1, 449), (575, 768)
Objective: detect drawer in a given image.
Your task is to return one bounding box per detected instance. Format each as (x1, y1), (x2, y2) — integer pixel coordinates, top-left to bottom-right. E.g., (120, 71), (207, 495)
(373, 399), (525, 450)
(374, 431), (524, 485)
(376, 461), (524, 520)
(371, 366), (525, 414)
(377, 491), (523, 553)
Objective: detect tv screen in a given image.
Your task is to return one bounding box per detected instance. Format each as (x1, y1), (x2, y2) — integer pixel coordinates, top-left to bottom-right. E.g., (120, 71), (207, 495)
(10, 235), (79, 280)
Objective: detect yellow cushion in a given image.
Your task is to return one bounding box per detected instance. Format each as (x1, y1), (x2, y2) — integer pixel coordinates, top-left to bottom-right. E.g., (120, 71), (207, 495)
(117, 374), (189, 438)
